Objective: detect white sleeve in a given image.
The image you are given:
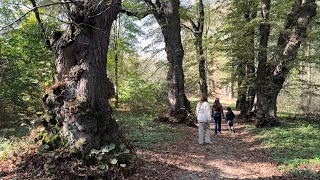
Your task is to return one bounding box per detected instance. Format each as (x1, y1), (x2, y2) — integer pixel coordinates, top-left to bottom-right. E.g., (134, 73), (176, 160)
(196, 102), (200, 116)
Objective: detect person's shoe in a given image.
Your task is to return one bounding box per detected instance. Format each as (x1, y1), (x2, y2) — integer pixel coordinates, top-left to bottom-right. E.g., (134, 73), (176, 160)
(233, 129), (235, 133)
(205, 142), (212, 144)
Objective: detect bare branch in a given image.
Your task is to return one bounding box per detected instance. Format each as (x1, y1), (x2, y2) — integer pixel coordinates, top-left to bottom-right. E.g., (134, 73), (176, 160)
(144, 0), (157, 10)
(182, 23), (195, 33)
(189, 19), (198, 31)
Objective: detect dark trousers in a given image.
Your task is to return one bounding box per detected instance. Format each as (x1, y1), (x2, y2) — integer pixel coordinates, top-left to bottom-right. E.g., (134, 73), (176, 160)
(213, 113), (222, 134)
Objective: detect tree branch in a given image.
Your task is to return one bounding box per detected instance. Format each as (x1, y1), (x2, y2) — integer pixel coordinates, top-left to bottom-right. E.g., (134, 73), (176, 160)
(155, 0), (161, 9)
(120, 8), (152, 19)
(0, 1), (72, 32)
(29, 0), (52, 50)
(189, 19), (198, 31)
(144, 0), (157, 10)
(182, 24), (194, 33)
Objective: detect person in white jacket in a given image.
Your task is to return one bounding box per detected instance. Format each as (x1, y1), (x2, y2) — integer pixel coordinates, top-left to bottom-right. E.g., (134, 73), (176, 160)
(196, 96), (211, 145)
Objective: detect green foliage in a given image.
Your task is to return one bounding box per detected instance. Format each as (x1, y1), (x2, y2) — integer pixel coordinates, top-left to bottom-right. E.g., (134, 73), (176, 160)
(116, 112), (186, 150)
(0, 13), (55, 124)
(88, 143), (130, 171)
(0, 140), (13, 159)
(249, 117), (320, 176)
(118, 77), (167, 112)
(0, 126), (29, 159)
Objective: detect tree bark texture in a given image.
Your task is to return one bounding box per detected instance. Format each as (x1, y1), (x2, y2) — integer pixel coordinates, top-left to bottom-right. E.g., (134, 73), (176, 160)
(194, 0), (208, 98)
(114, 16), (120, 108)
(43, 0), (121, 153)
(255, 0), (317, 127)
(245, 10), (257, 113)
(228, 81), (234, 99)
(146, 0), (191, 121)
(237, 62), (247, 115)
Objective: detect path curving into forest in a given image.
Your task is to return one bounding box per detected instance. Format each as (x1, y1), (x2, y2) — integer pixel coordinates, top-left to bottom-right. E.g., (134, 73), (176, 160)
(129, 120), (284, 179)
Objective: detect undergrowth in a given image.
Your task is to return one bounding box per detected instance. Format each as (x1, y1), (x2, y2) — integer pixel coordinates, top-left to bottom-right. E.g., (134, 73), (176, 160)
(115, 112), (186, 150)
(248, 114), (320, 178)
(0, 126), (30, 159)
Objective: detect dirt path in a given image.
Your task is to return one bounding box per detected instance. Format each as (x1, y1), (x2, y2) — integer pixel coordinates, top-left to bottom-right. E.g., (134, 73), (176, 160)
(129, 120), (283, 179)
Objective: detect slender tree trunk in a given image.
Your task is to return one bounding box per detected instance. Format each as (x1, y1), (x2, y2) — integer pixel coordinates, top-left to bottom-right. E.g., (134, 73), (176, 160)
(149, 0), (191, 121)
(195, 0), (208, 98)
(300, 61), (304, 80)
(209, 79), (215, 95)
(255, 0), (317, 127)
(43, 0), (121, 153)
(246, 10), (257, 113)
(228, 81), (234, 99)
(114, 16), (120, 108)
(306, 44), (311, 83)
(305, 43), (312, 115)
(237, 62), (247, 115)
(237, 4), (257, 116)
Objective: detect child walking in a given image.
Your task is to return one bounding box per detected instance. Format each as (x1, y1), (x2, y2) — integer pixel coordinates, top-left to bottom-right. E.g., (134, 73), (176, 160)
(226, 107), (236, 133)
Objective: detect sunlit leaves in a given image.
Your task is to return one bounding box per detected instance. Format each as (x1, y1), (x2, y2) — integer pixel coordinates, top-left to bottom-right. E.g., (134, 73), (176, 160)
(0, 12), (55, 122)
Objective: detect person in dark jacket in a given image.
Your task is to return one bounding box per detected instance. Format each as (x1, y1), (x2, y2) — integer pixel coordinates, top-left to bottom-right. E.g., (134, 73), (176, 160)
(226, 107), (236, 133)
(211, 98), (224, 134)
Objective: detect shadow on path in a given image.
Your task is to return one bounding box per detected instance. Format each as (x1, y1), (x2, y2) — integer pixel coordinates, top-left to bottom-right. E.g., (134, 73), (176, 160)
(129, 120), (289, 180)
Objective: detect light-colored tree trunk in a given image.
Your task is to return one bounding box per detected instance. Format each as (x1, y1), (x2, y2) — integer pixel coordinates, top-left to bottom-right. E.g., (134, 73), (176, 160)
(228, 81), (234, 99)
(114, 16), (120, 108)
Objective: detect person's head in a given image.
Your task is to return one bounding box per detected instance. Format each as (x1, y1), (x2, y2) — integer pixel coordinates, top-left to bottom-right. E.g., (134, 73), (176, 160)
(227, 107), (232, 111)
(200, 95), (208, 102)
(214, 98), (220, 104)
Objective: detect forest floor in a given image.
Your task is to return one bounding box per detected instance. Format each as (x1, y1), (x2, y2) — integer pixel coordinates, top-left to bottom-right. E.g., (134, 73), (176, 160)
(128, 119), (286, 180)
(1, 119), (287, 180)
(1, 96), (318, 179)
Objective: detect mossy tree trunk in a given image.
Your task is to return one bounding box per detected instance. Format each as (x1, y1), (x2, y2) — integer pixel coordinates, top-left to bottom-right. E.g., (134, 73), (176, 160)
(43, 0), (122, 153)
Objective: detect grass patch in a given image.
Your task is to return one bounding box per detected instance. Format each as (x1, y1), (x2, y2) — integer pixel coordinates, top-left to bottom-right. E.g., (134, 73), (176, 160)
(0, 126), (30, 159)
(115, 112), (186, 150)
(248, 116), (320, 177)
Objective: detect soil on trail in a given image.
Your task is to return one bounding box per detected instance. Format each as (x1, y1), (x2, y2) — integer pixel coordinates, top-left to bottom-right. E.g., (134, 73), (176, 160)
(129, 120), (283, 180)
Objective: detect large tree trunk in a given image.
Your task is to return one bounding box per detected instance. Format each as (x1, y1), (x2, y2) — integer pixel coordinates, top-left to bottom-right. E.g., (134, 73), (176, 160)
(255, 79), (282, 127)
(255, 0), (272, 126)
(43, 0), (121, 153)
(149, 0), (191, 122)
(255, 0), (317, 127)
